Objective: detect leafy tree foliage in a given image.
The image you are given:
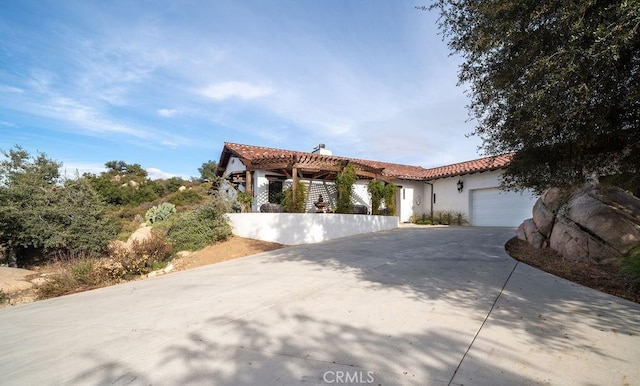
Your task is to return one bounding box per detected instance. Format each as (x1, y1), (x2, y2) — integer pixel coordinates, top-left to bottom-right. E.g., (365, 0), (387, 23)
(0, 147), (118, 266)
(367, 180), (385, 215)
(335, 163), (357, 214)
(165, 176), (186, 193)
(155, 197), (231, 251)
(282, 181), (307, 213)
(428, 1), (640, 193)
(84, 160), (159, 206)
(383, 183), (397, 216)
(104, 160), (147, 179)
(198, 160), (218, 181)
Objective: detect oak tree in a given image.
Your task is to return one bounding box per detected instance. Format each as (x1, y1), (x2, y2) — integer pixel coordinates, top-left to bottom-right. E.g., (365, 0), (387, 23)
(428, 1), (640, 193)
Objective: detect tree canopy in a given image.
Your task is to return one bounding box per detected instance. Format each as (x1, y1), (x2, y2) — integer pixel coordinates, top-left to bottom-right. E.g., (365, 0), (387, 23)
(0, 147), (117, 266)
(198, 160), (218, 182)
(428, 1), (640, 193)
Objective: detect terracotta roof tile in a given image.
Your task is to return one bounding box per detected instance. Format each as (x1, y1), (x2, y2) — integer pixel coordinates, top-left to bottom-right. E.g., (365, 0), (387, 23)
(220, 142), (512, 180)
(421, 154), (513, 180)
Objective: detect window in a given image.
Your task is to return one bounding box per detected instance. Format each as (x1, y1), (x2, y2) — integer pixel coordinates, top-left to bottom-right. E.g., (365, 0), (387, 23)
(268, 180), (283, 203)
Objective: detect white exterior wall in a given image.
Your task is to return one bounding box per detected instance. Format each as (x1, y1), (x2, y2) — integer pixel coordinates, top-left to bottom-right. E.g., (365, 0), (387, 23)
(253, 170), (270, 212)
(396, 180), (424, 223)
(250, 175), (375, 213)
(227, 213), (398, 245)
(430, 170), (504, 219)
(353, 180), (371, 209)
(225, 156), (246, 175)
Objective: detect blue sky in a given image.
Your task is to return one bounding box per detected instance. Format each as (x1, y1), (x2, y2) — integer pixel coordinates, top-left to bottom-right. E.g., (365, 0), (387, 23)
(0, 0), (482, 179)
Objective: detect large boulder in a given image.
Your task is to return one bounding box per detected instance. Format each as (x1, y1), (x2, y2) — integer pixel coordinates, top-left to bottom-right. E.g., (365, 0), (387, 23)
(541, 187), (566, 212)
(565, 191), (640, 255)
(517, 186), (640, 263)
(523, 218), (546, 249)
(548, 216), (618, 262)
(532, 199), (555, 237)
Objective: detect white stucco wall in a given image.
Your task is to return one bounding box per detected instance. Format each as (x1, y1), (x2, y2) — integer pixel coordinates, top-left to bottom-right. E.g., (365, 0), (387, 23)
(253, 170), (269, 212)
(225, 157), (246, 175)
(226, 213), (399, 245)
(428, 170), (505, 218)
(396, 180), (425, 223)
(353, 180), (371, 209)
(251, 177), (375, 213)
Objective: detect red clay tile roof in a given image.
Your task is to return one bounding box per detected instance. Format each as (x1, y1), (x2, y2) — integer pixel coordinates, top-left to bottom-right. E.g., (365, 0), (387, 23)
(421, 154), (513, 180)
(219, 142), (512, 180)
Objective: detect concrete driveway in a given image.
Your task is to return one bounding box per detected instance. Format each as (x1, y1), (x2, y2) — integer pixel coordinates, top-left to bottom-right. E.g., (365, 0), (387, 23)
(1, 227), (639, 385)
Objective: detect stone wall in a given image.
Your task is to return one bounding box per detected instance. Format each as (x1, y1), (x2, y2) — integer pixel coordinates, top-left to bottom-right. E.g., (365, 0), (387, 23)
(517, 186), (640, 262)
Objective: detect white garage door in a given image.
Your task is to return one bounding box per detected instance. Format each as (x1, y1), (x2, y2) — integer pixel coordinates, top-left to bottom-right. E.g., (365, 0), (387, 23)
(471, 188), (537, 227)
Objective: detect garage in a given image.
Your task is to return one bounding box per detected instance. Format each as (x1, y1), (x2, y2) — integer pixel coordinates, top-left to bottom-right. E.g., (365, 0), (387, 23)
(471, 188), (537, 227)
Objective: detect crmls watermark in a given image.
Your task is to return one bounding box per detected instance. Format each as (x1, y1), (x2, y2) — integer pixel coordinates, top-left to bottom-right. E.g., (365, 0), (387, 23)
(322, 370), (375, 384)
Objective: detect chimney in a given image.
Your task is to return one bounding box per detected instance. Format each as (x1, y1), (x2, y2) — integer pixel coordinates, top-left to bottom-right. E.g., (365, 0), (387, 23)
(312, 143), (332, 155)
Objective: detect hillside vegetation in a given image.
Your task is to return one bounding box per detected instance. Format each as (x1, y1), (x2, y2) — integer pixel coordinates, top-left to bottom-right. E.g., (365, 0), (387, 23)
(0, 146), (234, 298)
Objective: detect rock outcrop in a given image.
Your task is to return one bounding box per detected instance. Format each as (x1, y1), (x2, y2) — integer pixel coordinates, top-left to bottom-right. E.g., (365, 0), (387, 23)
(517, 186), (640, 262)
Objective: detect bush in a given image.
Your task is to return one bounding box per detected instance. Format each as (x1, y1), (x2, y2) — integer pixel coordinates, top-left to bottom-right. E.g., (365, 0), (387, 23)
(382, 183), (397, 216)
(236, 191), (254, 212)
(367, 180), (385, 215)
(410, 211), (468, 226)
(70, 258), (98, 285)
(155, 198), (231, 251)
(169, 189), (204, 207)
(621, 246), (640, 288)
(37, 257), (104, 299)
(335, 164), (357, 214)
(282, 182), (307, 213)
(108, 233), (174, 277)
(37, 271), (77, 299)
(145, 202), (176, 224)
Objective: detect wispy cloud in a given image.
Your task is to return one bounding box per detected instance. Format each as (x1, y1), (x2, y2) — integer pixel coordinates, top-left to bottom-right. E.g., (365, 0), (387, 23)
(0, 84), (24, 94)
(158, 108), (178, 117)
(0, 1), (480, 177)
(200, 81), (274, 101)
(60, 162), (106, 177)
(146, 167), (177, 180)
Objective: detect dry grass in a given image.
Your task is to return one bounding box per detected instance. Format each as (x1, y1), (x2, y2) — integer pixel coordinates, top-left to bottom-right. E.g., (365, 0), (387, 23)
(1, 236), (283, 304)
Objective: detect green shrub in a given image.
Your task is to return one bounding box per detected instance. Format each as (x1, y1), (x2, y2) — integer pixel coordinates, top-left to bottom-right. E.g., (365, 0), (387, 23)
(282, 182), (307, 213)
(367, 180), (385, 215)
(383, 183), (397, 216)
(410, 211), (467, 225)
(621, 246), (640, 287)
(335, 164), (357, 214)
(108, 233), (174, 277)
(156, 199), (231, 251)
(0, 289), (8, 304)
(70, 258), (98, 285)
(236, 191), (254, 212)
(145, 203), (176, 224)
(37, 257), (103, 299)
(169, 189), (204, 207)
(37, 271), (77, 299)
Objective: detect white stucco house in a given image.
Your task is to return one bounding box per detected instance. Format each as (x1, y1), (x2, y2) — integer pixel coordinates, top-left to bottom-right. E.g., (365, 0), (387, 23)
(216, 142), (537, 227)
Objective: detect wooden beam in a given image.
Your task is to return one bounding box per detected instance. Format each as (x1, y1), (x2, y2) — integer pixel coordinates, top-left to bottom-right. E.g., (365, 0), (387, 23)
(250, 161), (293, 170)
(245, 170), (253, 196)
(293, 163), (343, 173)
(292, 166), (298, 203)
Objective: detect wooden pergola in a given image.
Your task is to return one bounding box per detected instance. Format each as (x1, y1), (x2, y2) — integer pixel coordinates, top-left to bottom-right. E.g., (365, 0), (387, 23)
(217, 144), (390, 199)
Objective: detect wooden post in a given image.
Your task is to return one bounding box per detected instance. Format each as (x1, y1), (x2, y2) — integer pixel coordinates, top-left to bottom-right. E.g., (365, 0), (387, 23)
(245, 170), (253, 196)
(292, 167), (298, 204)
